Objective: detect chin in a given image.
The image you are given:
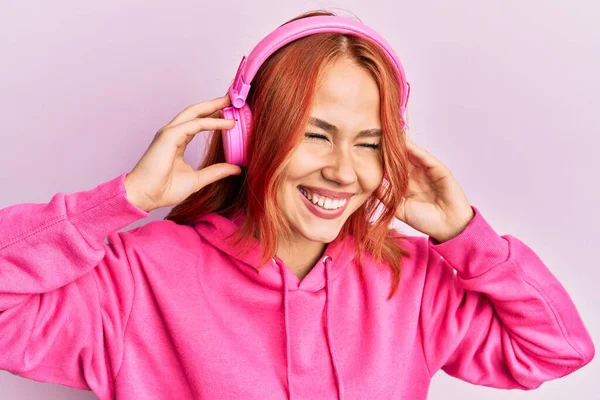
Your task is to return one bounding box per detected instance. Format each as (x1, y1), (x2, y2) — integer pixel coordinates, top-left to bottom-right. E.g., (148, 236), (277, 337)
(297, 224), (341, 244)
(292, 208), (351, 243)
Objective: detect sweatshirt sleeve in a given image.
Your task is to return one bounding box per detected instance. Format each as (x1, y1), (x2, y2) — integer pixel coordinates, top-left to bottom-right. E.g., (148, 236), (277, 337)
(419, 205), (595, 389)
(0, 173), (150, 398)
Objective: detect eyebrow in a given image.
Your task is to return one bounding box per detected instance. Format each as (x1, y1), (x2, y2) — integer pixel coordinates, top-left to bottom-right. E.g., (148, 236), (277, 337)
(308, 117), (382, 138)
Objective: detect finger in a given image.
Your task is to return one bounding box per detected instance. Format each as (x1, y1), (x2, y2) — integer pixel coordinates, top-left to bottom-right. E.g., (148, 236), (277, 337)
(206, 109), (223, 119)
(165, 95), (231, 128)
(163, 117), (236, 149)
(194, 163), (242, 191)
(177, 109), (226, 151)
(405, 138), (441, 169)
(406, 155), (418, 176)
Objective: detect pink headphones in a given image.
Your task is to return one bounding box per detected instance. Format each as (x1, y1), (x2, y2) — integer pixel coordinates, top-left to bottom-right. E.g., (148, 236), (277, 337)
(221, 15), (411, 166)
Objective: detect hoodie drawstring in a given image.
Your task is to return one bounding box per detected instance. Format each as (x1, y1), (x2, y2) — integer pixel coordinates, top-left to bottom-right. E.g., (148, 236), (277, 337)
(275, 255), (344, 400)
(324, 255), (344, 400)
(277, 259), (293, 400)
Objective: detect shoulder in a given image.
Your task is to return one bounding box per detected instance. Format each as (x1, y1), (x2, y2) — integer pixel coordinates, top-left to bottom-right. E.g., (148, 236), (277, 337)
(388, 230), (431, 262)
(381, 230), (438, 281)
(110, 218), (205, 257)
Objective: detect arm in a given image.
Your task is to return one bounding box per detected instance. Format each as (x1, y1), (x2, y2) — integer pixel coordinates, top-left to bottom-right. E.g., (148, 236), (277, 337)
(419, 206), (595, 389)
(0, 173), (149, 398)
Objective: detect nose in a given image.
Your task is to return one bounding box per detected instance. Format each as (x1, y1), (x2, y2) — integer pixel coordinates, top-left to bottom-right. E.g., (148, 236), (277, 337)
(321, 145), (358, 186)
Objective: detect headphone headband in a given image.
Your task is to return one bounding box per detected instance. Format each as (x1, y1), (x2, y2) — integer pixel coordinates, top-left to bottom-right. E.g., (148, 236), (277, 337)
(228, 15), (410, 114)
(221, 15), (411, 166)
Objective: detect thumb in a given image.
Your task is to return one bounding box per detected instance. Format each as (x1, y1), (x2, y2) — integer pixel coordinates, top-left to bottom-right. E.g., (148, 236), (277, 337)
(194, 163), (242, 191)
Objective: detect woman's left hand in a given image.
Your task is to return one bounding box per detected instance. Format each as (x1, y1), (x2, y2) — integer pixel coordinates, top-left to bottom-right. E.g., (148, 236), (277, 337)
(391, 137), (475, 244)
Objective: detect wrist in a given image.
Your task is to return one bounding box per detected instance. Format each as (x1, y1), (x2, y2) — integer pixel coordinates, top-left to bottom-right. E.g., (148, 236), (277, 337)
(124, 174), (154, 213)
(432, 207), (475, 244)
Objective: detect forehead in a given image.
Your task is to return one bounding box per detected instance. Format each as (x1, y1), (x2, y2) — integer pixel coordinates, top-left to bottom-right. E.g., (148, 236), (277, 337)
(311, 60), (381, 129)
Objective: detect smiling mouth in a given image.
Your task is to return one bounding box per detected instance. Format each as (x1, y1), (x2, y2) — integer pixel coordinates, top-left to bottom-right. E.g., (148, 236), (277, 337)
(298, 186), (349, 211)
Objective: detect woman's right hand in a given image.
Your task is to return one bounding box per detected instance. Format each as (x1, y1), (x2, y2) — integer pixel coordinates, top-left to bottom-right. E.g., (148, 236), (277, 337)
(124, 95), (241, 212)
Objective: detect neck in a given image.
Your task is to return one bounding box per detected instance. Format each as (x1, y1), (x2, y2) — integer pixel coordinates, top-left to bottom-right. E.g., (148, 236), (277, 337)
(276, 233), (326, 281)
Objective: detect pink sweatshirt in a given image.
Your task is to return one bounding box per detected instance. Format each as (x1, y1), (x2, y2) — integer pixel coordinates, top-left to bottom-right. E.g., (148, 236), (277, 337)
(0, 173), (594, 399)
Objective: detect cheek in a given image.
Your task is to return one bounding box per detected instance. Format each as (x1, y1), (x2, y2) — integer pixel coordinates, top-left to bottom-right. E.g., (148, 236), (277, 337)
(356, 160), (384, 191)
(285, 147), (322, 179)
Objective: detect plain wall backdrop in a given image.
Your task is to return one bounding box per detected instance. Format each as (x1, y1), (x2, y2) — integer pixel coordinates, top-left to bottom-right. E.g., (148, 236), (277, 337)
(0, 0), (598, 399)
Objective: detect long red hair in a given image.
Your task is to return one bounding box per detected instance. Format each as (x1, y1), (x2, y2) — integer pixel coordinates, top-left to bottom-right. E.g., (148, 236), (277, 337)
(165, 10), (412, 299)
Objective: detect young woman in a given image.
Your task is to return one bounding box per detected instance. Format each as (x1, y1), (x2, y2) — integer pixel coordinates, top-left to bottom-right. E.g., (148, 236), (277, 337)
(0, 10), (594, 400)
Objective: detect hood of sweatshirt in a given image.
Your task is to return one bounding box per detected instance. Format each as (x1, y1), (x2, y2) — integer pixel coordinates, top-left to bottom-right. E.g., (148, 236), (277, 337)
(191, 211), (357, 399)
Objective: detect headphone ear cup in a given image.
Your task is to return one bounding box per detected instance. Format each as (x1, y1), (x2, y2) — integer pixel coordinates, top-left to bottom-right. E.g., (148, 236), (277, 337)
(237, 104), (253, 166)
(221, 104), (252, 166)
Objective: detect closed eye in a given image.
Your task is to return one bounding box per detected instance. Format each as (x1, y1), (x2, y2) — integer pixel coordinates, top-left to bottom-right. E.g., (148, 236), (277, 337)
(305, 133), (381, 150)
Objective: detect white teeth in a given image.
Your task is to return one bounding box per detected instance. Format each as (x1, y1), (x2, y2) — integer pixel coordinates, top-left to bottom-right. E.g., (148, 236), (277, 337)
(299, 187), (348, 210)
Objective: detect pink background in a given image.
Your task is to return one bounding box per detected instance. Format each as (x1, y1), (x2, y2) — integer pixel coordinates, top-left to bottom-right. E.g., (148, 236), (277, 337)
(1, 0), (598, 399)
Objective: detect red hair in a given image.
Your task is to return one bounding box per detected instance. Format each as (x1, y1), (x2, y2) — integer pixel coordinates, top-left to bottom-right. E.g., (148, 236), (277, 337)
(165, 9), (412, 299)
